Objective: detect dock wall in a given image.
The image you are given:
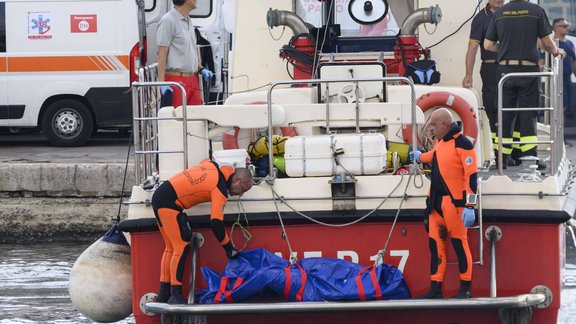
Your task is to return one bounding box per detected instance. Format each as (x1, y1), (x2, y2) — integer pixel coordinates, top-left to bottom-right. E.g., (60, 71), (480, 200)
(0, 163), (136, 243)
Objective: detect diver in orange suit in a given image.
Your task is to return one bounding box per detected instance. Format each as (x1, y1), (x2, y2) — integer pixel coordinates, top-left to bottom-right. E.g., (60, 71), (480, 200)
(151, 159), (253, 304)
(409, 108), (477, 299)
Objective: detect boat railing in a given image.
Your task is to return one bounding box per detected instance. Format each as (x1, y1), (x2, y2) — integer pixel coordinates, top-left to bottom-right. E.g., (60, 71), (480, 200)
(132, 65), (190, 185)
(486, 225), (502, 298)
(264, 76), (418, 180)
(496, 57), (562, 175)
(146, 292), (549, 317)
(188, 233), (203, 304)
(474, 177), (485, 267)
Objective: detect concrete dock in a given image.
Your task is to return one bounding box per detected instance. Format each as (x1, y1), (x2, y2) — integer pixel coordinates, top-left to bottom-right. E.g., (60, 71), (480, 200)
(0, 132), (136, 243)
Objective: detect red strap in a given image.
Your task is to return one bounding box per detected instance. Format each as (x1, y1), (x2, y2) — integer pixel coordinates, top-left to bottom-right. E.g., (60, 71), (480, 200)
(369, 267), (382, 300)
(355, 266), (370, 301)
(295, 263), (307, 301)
(224, 278), (244, 303)
(284, 265), (292, 299)
(214, 276), (229, 304)
(214, 276), (245, 304)
(284, 264), (307, 301)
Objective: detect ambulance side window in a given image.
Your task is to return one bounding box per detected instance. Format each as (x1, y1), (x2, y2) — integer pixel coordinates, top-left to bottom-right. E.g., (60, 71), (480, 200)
(0, 2), (5, 52)
(190, 0), (212, 18)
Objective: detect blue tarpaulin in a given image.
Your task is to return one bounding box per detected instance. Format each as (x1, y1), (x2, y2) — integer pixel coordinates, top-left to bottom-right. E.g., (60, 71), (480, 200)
(196, 248), (411, 304)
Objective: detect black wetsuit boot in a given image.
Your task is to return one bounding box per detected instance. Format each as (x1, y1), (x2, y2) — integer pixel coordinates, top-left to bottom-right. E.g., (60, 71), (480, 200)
(167, 285), (187, 304)
(451, 280), (472, 299)
(416, 281), (443, 299)
(155, 281), (171, 302)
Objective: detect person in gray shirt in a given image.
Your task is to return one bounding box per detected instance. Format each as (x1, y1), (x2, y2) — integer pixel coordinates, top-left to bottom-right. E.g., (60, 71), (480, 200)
(157, 0), (213, 107)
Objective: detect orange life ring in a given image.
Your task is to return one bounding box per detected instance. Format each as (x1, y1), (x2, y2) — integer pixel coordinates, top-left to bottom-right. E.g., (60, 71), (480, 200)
(221, 101), (298, 149)
(402, 91), (478, 145)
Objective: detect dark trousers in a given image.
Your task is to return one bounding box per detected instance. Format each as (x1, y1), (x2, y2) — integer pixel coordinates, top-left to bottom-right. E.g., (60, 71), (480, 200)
(480, 62), (498, 149)
(563, 73), (572, 114)
(496, 65), (539, 157)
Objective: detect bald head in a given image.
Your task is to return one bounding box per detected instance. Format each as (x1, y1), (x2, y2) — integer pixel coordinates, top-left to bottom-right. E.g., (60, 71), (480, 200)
(429, 108), (454, 140)
(234, 168), (253, 181)
(229, 168), (253, 197)
(431, 108), (454, 124)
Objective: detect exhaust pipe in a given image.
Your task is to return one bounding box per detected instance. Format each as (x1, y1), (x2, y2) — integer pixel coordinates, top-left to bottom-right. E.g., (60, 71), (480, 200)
(400, 6), (442, 36)
(267, 9), (309, 35)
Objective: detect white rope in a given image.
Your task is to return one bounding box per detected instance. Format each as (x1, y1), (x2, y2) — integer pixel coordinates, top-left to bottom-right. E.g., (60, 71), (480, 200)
(229, 199), (253, 251)
(270, 173), (407, 228)
(374, 172), (415, 266)
(271, 186), (297, 264)
(268, 166), (425, 267)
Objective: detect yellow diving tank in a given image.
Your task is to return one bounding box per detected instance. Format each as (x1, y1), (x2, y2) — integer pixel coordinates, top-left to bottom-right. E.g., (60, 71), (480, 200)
(69, 224), (132, 322)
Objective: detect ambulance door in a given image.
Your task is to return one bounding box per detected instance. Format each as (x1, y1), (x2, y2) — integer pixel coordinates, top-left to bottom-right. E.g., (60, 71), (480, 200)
(0, 1), (7, 123)
(143, 0), (166, 65)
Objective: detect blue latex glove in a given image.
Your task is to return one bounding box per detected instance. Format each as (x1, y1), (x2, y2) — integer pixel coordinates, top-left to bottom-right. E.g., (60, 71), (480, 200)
(462, 207), (475, 227)
(200, 68), (213, 80)
(160, 86), (172, 95)
(408, 150), (421, 163)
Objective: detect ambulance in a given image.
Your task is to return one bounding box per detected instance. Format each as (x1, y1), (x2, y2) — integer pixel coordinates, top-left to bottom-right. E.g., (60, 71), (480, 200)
(0, 0), (141, 146)
(0, 0), (288, 146)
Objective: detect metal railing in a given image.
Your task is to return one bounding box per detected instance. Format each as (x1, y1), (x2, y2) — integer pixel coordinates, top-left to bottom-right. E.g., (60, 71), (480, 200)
(496, 57), (562, 175)
(265, 76), (417, 180)
(188, 233), (202, 304)
(131, 65), (190, 184)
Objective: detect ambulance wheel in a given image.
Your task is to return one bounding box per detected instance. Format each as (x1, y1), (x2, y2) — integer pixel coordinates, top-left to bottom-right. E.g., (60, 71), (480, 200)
(42, 99), (94, 147)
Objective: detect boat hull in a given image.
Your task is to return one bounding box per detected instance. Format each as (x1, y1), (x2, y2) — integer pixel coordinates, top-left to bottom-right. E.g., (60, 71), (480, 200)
(127, 219), (564, 323)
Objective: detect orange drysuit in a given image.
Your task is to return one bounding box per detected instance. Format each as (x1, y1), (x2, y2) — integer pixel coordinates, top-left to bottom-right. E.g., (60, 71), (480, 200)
(151, 159), (234, 286)
(419, 123), (477, 283)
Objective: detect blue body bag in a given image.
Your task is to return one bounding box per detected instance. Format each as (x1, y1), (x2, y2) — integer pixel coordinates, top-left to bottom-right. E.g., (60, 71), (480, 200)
(196, 248), (411, 304)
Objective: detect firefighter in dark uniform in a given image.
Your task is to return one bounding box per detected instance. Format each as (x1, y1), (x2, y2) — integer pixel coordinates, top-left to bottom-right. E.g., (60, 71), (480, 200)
(462, 0), (503, 158)
(410, 108), (478, 299)
(151, 159), (253, 304)
(484, 0), (565, 167)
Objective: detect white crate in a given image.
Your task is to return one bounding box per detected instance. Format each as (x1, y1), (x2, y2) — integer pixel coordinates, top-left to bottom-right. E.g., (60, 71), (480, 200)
(213, 149), (249, 168)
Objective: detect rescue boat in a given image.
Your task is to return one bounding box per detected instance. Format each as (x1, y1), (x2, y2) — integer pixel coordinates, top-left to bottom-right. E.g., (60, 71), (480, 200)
(117, 1), (576, 323)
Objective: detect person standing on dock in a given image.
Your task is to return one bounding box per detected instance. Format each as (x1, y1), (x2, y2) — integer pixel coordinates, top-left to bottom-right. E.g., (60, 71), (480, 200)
(484, 0), (565, 168)
(157, 0), (213, 107)
(151, 159), (253, 304)
(409, 108), (477, 299)
(462, 0), (503, 161)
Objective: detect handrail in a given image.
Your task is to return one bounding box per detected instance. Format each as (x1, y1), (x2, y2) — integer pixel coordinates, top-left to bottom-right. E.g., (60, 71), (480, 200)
(187, 233), (201, 304)
(131, 79), (190, 184)
(477, 177), (484, 266)
(265, 77), (417, 180)
(496, 57), (562, 175)
(146, 293), (546, 315)
(488, 227), (499, 297)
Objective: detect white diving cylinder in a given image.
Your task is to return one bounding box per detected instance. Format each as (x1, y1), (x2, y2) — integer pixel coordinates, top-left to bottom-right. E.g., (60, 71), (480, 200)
(69, 224), (132, 322)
